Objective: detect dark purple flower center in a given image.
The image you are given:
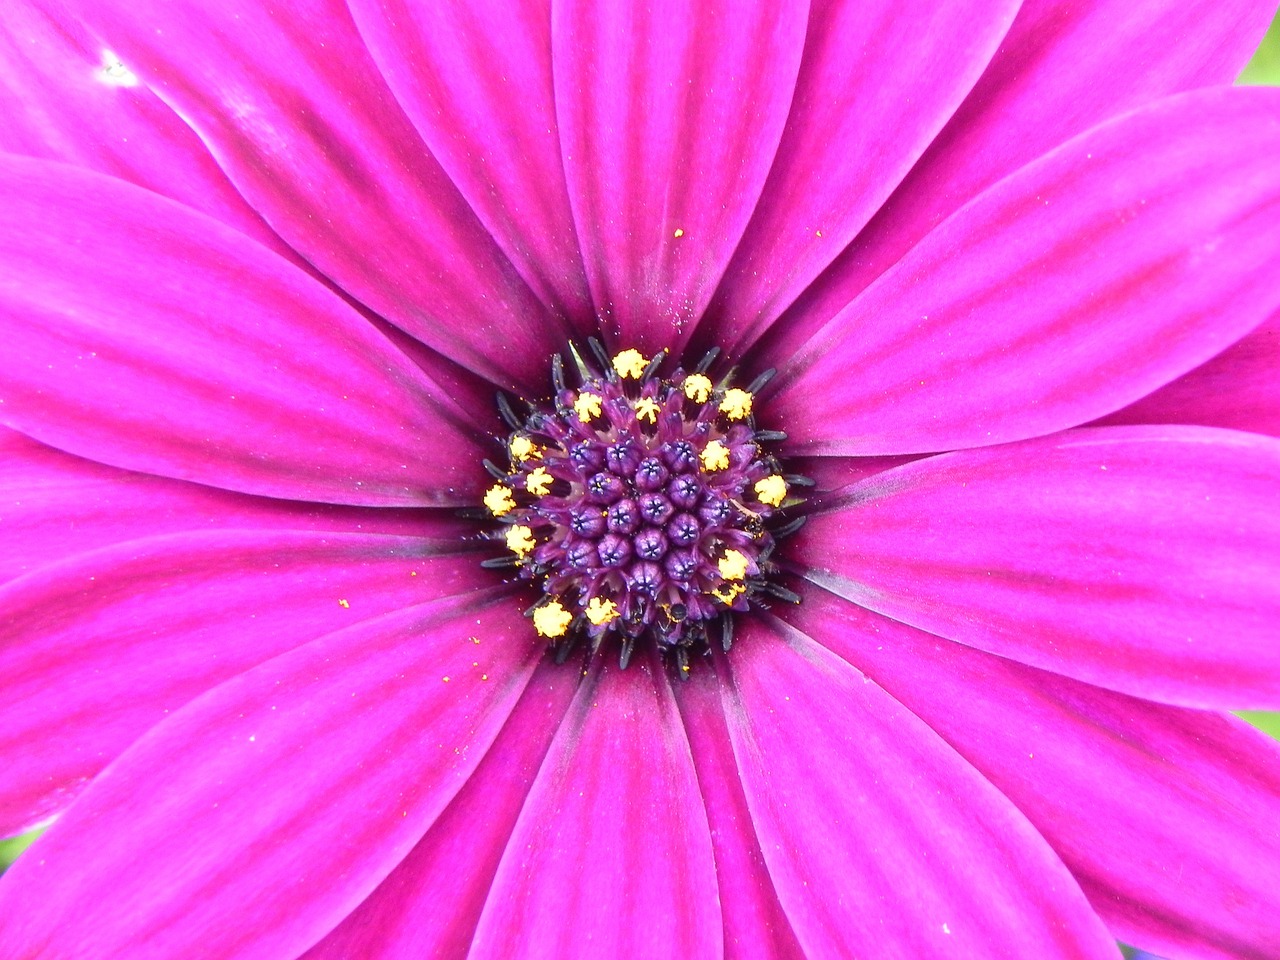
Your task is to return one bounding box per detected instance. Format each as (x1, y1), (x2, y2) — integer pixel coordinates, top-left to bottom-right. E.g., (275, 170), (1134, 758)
(481, 342), (807, 674)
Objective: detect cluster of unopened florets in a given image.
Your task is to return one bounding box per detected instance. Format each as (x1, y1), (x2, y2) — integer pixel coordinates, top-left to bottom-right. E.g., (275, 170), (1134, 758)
(480, 342), (807, 673)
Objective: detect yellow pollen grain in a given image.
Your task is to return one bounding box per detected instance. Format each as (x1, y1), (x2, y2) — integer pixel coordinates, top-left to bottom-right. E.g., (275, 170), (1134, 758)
(338, 598), (350, 609)
(673, 227), (684, 238)
(509, 435), (540, 462)
(700, 440), (730, 472)
(755, 475), (788, 507)
(719, 549), (749, 581)
(720, 388), (753, 420)
(612, 349), (648, 379)
(683, 373), (713, 403)
(634, 397), (661, 424)
(585, 596), (620, 625)
(505, 525), (536, 558)
(484, 483), (516, 516)
(533, 600), (573, 638)
(574, 391), (603, 422)
(525, 467), (553, 496)
(712, 583), (745, 605)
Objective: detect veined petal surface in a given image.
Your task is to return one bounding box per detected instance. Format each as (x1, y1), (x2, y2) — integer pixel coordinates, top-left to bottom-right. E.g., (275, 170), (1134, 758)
(765, 0), (1277, 355)
(63, 0), (566, 387)
(0, 428), (461, 584)
(347, 0), (592, 326)
(720, 620), (1118, 959)
(788, 588), (1280, 960)
(0, 1), (293, 257)
(468, 655), (722, 960)
(0, 157), (487, 507)
(705, 0), (1019, 345)
(552, 0), (808, 354)
(303, 660), (579, 959)
(674, 665), (805, 960)
(1098, 313), (1280, 439)
(0, 592), (542, 960)
(772, 88), (1280, 455)
(0, 530), (478, 836)
(799, 426), (1280, 710)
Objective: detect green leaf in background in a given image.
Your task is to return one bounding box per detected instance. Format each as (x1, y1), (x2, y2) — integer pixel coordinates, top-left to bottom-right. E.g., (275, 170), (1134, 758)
(1240, 711), (1280, 740)
(1239, 7), (1280, 84)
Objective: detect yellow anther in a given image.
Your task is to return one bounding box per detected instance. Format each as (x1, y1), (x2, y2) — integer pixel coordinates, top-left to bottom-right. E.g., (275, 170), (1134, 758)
(712, 583), (745, 605)
(574, 391), (603, 422)
(585, 597), (620, 626)
(533, 600), (573, 638)
(484, 484), (516, 517)
(509, 435), (541, 462)
(754, 475), (788, 507)
(718, 549), (749, 581)
(634, 397), (661, 424)
(525, 467), (553, 496)
(700, 440), (730, 472)
(505, 525), (536, 558)
(720, 388), (754, 421)
(683, 373), (713, 403)
(612, 349), (648, 379)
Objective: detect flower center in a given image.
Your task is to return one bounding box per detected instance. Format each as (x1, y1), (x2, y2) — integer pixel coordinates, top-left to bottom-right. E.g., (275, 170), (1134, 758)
(480, 341), (807, 674)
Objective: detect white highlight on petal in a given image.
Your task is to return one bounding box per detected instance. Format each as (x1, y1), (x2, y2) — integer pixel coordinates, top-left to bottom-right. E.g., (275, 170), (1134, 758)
(95, 49), (138, 87)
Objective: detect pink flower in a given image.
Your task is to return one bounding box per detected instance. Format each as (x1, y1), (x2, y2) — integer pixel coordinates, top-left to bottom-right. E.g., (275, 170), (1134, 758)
(1, 0), (1279, 958)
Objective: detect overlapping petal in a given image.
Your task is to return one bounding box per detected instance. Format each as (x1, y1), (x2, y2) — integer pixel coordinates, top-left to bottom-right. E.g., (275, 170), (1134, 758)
(1098, 313), (1280, 438)
(304, 660), (579, 959)
(674, 665), (804, 960)
(704, 0), (1019, 345)
(719, 619), (1118, 959)
(0, 530), (478, 836)
(0, 591), (542, 959)
(347, 0), (592, 326)
(0, 1), (294, 257)
(764, 0), (1277, 356)
(799, 426), (1280, 710)
(63, 0), (566, 387)
(787, 588), (1280, 960)
(468, 655), (721, 960)
(0, 156), (488, 506)
(771, 87), (1280, 455)
(0, 428), (461, 584)
(552, 0), (808, 353)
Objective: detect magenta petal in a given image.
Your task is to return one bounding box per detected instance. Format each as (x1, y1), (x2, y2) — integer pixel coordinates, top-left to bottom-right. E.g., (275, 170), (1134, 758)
(721, 619), (1117, 958)
(707, 0), (1018, 346)
(69, 0), (565, 386)
(787, 589), (1280, 960)
(347, 0), (592, 325)
(0, 591), (541, 959)
(674, 664), (804, 960)
(0, 428), (465, 585)
(771, 87), (1280, 456)
(799, 426), (1280, 710)
(0, 529), (480, 837)
(0, 156), (488, 507)
(303, 660), (580, 960)
(1098, 313), (1280, 438)
(0, 2), (296, 258)
(769, 0), (1277, 356)
(553, 0), (808, 353)
(469, 656), (721, 959)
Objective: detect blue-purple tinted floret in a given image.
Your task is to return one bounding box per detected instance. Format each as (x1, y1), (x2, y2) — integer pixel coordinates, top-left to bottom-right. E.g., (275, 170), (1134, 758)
(482, 343), (807, 674)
